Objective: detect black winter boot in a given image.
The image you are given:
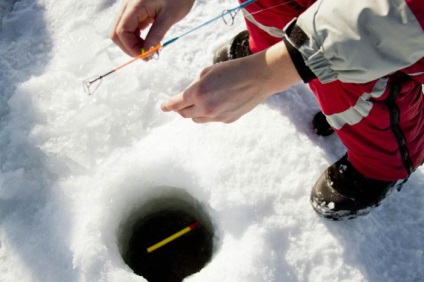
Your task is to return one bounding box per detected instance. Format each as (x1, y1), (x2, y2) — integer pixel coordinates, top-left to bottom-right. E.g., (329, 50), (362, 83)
(312, 111), (334, 136)
(310, 154), (398, 220)
(213, 30), (252, 64)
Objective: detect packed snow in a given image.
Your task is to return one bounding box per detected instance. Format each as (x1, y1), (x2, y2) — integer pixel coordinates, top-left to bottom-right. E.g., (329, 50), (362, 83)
(1, 0), (423, 281)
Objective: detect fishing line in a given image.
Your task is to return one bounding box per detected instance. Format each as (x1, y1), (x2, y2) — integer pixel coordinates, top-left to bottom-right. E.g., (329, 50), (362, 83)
(83, 0), (297, 95)
(221, 0), (298, 25)
(249, 0), (298, 16)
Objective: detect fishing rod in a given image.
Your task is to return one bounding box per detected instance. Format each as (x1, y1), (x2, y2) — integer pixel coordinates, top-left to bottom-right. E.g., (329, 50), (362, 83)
(83, 0), (257, 95)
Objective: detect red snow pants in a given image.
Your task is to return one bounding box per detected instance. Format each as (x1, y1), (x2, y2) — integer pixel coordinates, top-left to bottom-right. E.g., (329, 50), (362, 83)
(240, 0), (424, 181)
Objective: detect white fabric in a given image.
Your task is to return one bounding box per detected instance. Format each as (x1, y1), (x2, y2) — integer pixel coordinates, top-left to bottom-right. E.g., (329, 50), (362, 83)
(295, 0), (424, 83)
(326, 78), (388, 130)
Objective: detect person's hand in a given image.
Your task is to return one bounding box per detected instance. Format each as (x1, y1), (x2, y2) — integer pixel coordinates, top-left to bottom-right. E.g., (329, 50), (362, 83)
(111, 0), (195, 57)
(161, 41), (302, 123)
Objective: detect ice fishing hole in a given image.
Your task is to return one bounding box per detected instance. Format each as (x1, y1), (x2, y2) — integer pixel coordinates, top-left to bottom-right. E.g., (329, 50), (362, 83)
(119, 188), (214, 282)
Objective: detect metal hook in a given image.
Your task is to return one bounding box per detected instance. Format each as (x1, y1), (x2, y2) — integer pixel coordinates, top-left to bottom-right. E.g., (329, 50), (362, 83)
(83, 76), (103, 95)
(221, 9), (240, 26)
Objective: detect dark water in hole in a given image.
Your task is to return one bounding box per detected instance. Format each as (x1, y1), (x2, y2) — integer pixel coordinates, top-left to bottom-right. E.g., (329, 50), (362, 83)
(124, 209), (214, 282)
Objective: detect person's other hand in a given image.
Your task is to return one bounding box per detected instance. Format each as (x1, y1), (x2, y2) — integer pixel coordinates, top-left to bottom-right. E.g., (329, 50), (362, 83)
(161, 42), (302, 123)
(111, 0), (195, 57)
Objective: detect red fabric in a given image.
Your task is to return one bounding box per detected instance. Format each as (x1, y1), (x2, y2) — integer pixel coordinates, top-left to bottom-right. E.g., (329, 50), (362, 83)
(406, 0), (424, 30)
(401, 57), (424, 84)
(239, 0), (313, 52)
(309, 76), (424, 181)
(239, 0), (424, 181)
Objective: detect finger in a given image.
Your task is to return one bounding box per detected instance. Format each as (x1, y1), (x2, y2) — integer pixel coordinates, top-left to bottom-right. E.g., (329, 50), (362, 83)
(192, 117), (215, 123)
(137, 17), (153, 31)
(115, 3), (151, 57)
(111, 2), (131, 55)
(161, 92), (193, 112)
(144, 13), (174, 49)
(178, 105), (204, 119)
(194, 115), (239, 124)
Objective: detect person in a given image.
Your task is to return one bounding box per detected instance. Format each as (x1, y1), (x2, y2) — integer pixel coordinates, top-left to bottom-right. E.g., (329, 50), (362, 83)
(111, 0), (424, 220)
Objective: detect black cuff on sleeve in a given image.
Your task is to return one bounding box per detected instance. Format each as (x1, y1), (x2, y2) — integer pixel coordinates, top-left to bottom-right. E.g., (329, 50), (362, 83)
(283, 19), (316, 83)
(283, 37), (316, 83)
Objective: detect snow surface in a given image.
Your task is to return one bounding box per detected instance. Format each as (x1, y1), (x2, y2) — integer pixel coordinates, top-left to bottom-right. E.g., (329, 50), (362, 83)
(1, 1), (423, 281)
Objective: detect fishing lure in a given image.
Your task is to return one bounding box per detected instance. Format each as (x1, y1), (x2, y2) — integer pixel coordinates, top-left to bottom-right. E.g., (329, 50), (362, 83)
(83, 0), (257, 95)
(146, 221), (200, 253)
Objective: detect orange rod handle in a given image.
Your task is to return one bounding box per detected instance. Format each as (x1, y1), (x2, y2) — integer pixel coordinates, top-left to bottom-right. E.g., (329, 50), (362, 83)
(114, 44), (163, 72)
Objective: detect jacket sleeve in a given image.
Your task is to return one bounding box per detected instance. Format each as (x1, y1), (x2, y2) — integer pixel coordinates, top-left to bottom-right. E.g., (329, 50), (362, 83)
(284, 0), (424, 84)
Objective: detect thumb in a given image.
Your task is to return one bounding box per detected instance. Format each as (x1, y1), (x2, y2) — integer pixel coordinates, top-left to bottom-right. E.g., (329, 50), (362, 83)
(144, 14), (173, 49)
